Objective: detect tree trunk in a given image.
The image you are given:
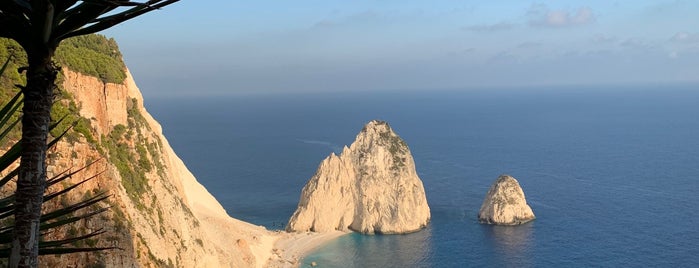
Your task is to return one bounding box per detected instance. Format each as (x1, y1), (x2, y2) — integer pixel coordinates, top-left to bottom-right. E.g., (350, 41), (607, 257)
(9, 54), (57, 267)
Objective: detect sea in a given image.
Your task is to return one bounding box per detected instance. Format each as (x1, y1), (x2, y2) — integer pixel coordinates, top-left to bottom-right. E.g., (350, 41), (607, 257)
(146, 85), (699, 267)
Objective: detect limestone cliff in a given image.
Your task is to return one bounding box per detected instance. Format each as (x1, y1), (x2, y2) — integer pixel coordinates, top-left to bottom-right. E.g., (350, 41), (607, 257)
(33, 68), (277, 267)
(478, 175), (536, 225)
(286, 120), (430, 234)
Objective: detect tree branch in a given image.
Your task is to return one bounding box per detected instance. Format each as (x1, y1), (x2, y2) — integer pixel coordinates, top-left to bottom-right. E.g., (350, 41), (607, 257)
(52, 2), (115, 40)
(58, 0), (179, 40)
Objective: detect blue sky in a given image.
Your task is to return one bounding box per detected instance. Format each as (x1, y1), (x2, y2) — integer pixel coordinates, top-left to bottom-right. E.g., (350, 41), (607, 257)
(104, 0), (699, 97)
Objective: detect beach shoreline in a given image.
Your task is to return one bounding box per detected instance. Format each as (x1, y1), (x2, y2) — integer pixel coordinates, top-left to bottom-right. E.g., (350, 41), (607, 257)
(263, 230), (349, 268)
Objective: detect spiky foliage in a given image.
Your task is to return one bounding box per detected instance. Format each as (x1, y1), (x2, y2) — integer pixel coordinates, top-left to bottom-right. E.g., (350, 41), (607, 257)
(0, 56), (113, 259)
(0, 161), (113, 258)
(0, 1), (179, 266)
(0, 0), (180, 48)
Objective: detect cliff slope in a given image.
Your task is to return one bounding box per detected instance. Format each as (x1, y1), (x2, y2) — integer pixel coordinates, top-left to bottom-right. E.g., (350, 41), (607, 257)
(0, 36), (343, 267)
(287, 120), (430, 234)
(44, 68), (278, 267)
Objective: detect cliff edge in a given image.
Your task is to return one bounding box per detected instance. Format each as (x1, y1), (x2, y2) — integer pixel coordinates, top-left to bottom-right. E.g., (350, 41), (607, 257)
(49, 68), (279, 267)
(287, 120), (430, 234)
(1, 35), (343, 267)
(478, 175), (536, 225)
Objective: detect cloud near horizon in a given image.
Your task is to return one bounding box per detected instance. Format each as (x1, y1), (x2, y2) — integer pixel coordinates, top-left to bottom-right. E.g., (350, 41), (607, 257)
(670, 32), (699, 44)
(462, 22), (515, 33)
(106, 0), (699, 97)
(528, 4), (595, 28)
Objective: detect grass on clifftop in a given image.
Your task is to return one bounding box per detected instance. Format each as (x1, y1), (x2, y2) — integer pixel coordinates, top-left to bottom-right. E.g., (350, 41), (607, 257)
(1, 35), (127, 143)
(55, 34), (127, 84)
(1, 34), (127, 87)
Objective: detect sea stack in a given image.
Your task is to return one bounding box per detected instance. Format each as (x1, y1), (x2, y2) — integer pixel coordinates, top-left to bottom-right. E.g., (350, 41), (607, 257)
(286, 120), (430, 234)
(478, 175), (536, 225)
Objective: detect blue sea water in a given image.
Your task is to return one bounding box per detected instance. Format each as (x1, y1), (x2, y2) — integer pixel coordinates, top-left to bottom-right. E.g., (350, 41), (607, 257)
(147, 86), (699, 267)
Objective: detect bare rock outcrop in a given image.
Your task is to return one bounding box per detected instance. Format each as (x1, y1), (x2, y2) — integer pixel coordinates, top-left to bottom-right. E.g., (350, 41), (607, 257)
(478, 175), (536, 225)
(52, 68), (274, 267)
(287, 120), (430, 234)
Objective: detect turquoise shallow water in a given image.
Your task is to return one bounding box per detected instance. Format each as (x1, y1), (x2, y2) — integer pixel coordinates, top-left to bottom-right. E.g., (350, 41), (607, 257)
(148, 86), (699, 267)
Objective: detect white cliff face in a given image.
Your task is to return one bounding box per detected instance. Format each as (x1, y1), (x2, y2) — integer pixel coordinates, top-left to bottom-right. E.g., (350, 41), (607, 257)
(287, 120), (431, 234)
(478, 175), (536, 225)
(53, 68), (275, 267)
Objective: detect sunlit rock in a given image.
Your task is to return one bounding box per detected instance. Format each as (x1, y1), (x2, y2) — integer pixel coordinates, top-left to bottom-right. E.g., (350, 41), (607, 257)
(287, 120), (431, 234)
(478, 175), (536, 225)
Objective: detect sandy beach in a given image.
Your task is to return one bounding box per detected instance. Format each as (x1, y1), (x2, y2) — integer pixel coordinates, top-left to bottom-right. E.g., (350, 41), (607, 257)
(264, 231), (349, 268)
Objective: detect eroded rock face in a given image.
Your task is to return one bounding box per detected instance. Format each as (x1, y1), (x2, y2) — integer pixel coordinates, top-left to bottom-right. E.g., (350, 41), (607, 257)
(478, 175), (536, 225)
(52, 68), (270, 267)
(287, 120), (431, 234)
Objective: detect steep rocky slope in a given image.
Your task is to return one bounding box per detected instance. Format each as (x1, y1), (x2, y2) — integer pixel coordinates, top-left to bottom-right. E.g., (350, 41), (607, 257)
(1, 36), (345, 267)
(478, 175), (536, 225)
(35, 68), (277, 267)
(287, 120), (431, 234)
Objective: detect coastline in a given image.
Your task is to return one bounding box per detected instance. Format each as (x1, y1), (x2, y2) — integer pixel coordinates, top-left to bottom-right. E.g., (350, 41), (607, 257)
(132, 67), (348, 267)
(131, 70), (345, 266)
(264, 231), (349, 268)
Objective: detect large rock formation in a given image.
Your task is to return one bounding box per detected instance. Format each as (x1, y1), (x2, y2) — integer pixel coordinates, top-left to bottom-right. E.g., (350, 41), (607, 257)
(286, 120), (430, 234)
(42, 66), (348, 268)
(1, 39), (346, 267)
(478, 175), (536, 225)
(43, 68), (275, 267)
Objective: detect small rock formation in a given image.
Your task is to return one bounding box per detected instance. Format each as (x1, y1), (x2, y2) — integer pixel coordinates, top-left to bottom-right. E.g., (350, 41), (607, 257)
(286, 120), (431, 234)
(478, 175), (536, 225)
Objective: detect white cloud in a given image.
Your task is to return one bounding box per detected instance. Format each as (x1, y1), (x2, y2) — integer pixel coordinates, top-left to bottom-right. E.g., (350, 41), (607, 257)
(528, 4), (596, 28)
(488, 51), (519, 64)
(592, 34), (617, 44)
(462, 22), (515, 33)
(311, 11), (383, 29)
(670, 32), (699, 43)
(620, 38), (656, 50)
(313, 19), (337, 28)
(517, 42), (542, 49)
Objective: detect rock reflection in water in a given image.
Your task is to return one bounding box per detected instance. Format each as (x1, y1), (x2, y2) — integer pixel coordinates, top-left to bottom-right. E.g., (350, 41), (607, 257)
(484, 223), (535, 267)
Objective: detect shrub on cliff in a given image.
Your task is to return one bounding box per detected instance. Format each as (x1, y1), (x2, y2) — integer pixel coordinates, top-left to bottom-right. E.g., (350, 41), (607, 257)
(55, 34), (127, 84)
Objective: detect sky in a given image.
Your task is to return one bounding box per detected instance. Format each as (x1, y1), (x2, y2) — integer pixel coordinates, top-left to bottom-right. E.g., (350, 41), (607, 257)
(103, 0), (699, 97)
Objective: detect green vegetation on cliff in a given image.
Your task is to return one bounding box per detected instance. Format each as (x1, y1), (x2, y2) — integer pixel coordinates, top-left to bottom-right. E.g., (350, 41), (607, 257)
(0, 39), (26, 120)
(1, 36), (163, 201)
(2, 31), (173, 243)
(101, 98), (165, 211)
(0, 39), (26, 143)
(1, 34), (127, 143)
(5, 36), (171, 221)
(50, 90), (97, 145)
(0, 55), (112, 263)
(1, 34), (127, 90)
(55, 34), (127, 84)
